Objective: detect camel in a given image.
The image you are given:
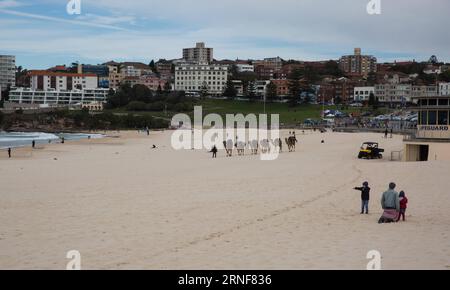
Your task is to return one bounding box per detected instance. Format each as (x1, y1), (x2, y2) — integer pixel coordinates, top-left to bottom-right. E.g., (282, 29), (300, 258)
(272, 138), (283, 153)
(235, 141), (246, 156)
(260, 139), (270, 154)
(223, 139), (234, 157)
(285, 136), (298, 152)
(249, 139), (259, 155)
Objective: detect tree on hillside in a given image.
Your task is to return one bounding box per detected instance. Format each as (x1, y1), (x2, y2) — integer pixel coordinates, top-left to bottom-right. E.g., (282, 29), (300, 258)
(287, 79), (301, 107)
(323, 60), (343, 77)
(163, 81), (172, 94)
(200, 82), (209, 99)
(157, 85), (163, 96)
(368, 92), (377, 109)
(247, 81), (256, 102)
(149, 60), (155, 71)
(303, 65), (320, 83)
(223, 80), (237, 99)
(439, 70), (450, 82)
(266, 81), (277, 103)
(367, 72), (377, 85)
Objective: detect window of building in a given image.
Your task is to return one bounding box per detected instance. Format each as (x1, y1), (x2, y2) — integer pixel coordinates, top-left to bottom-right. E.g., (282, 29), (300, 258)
(438, 111), (449, 125)
(438, 99), (448, 106)
(428, 99), (437, 106)
(420, 110), (427, 125)
(428, 110), (437, 125)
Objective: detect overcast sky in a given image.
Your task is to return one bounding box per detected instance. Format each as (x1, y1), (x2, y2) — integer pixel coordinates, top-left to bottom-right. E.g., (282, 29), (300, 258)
(1, 0), (449, 69)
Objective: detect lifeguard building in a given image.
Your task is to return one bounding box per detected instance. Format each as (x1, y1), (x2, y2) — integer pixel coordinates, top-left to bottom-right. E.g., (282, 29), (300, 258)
(404, 94), (450, 161)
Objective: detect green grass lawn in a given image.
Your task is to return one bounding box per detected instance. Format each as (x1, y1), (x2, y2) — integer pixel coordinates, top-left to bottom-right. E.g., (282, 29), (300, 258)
(198, 99), (367, 125)
(107, 98), (382, 125)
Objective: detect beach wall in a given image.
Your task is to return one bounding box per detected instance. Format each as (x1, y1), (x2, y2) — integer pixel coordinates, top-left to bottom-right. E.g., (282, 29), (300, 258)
(403, 141), (450, 161)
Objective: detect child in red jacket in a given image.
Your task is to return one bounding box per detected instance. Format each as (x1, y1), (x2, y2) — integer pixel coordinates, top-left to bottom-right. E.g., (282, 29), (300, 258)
(397, 191), (408, 221)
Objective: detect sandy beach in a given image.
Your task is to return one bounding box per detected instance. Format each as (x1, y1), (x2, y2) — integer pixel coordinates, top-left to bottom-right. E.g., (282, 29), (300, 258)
(0, 130), (449, 270)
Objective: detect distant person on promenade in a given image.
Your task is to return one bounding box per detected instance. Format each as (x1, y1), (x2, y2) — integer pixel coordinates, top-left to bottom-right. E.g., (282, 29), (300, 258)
(397, 191), (408, 222)
(379, 182), (400, 223)
(210, 145), (218, 158)
(354, 181), (370, 214)
(8, 148), (11, 158)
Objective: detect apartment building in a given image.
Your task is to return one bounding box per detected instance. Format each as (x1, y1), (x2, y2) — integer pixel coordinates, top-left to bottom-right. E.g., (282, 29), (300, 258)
(123, 75), (167, 91)
(354, 86), (375, 102)
(236, 64), (254, 73)
(375, 83), (412, 104)
(439, 82), (450, 96)
(8, 87), (110, 105)
(155, 61), (173, 79)
(0, 55), (16, 90)
(254, 57), (283, 79)
(250, 80), (271, 98)
(271, 79), (290, 97)
(174, 63), (228, 96)
(339, 48), (377, 77)
(28, 70), (98, 91)
(182, 42), (213, 64)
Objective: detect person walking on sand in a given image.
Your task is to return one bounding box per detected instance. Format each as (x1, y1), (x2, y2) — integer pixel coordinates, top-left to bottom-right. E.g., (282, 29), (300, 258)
(8, 147), (11, 158)
(379, 182), (400, 223)
(390, 128), (393, 138)
(354, 181), (370, 214)
(397, 191), (408, 222)
(32, 140), (36, 148)
(384, 128), (388, 138)
(210, 145), (218, 158)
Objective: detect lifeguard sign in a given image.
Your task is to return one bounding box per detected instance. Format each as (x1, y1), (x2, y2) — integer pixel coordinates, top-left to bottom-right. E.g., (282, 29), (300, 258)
(417, 125), (450, 139)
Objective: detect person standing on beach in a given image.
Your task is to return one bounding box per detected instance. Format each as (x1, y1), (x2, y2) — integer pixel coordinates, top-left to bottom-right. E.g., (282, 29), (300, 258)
(379, 182), (400, 223)
(8, 148), (11, 158)
(354, 181), (370, 214)
(210, 145), (218, 158)
(390, 128), (393, 138)
(384, 128), (388, 138)
(397, 191), (408, 222)
(32, 140), (36, 148)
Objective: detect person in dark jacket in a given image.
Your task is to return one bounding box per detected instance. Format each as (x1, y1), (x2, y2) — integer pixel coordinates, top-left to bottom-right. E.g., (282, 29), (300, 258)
(210, 145), (218, 158)
(354, 181), (370, 214)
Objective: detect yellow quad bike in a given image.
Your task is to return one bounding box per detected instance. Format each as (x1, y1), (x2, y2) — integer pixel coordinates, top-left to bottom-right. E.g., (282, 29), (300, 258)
(358, 142), (384, 159)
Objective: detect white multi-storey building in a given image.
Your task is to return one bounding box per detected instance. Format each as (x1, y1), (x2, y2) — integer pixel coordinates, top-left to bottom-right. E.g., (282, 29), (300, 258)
(8, 87), (110, 105)
(0, 55), (16, 90)
(353, 86), (375, 102)
(439, 82), (450, 96)
(236, 64), (254, 73)
(175, 63), (228, 96)
(375, 84), (412, 105)
(29, 71), (98, 91)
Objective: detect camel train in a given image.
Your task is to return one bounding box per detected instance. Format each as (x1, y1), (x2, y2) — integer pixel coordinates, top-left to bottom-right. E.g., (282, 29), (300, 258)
(219, 135), (298, 157)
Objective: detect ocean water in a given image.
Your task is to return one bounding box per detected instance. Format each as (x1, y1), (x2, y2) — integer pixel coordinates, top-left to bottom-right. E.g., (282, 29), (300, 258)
(0, 132), (103, 149)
